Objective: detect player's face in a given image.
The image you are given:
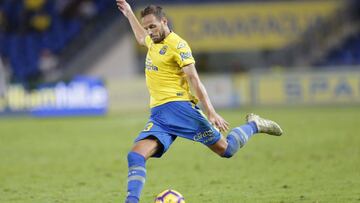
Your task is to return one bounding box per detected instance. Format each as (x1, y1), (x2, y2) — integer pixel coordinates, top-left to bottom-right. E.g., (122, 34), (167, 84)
(142, 14), (167, 43)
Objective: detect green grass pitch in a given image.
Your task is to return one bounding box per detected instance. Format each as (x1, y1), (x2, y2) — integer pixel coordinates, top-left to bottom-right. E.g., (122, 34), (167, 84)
(1, 106), (360, 203)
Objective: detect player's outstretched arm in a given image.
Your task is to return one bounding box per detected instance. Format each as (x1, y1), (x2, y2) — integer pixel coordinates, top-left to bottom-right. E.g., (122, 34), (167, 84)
(183, 64), (230, 132)
(116, 0), (147, 46)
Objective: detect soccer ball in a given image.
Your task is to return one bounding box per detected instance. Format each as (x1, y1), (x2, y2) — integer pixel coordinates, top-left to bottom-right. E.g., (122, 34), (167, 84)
(154, 189), (185, 203)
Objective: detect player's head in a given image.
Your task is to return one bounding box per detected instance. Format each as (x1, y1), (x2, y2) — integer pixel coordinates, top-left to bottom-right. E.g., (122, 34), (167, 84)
(141, 5), (170, 43)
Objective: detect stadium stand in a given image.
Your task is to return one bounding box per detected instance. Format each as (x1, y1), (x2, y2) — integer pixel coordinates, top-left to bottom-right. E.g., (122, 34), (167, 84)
(314, 0), (360, 67)
(0, 0), (114, 85)
(271, 0), (360, 69)
(317, 34), (360, 67)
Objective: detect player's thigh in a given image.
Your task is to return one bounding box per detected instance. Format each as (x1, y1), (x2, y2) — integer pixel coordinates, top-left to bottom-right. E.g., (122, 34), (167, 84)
(131, 137), (161, 160)
(208, 137), (228, 156)
(163, 102), (222, 145)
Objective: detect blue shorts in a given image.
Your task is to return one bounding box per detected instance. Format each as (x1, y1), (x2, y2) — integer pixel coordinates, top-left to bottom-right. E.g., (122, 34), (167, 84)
(135, 101), (221, 158)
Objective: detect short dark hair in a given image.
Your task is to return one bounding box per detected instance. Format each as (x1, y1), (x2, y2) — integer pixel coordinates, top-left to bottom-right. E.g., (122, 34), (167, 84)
(140, 5), (166, 20)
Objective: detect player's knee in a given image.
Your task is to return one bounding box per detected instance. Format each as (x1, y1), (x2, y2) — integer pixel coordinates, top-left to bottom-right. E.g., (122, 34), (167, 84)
(216, 146), (230, 158)
(209, 138), (230, 158)
(219, 135), (240, 158)
(212, 144), (233, 158)
(220, 144), (237, 158)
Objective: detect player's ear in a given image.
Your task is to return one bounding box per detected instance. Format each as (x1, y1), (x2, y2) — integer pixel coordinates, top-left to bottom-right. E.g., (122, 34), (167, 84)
(161, 17), (168, 25)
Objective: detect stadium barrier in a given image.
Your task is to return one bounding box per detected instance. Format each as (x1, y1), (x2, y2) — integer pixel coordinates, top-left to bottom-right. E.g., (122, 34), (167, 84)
(247, 70), (360, 106)
(106, 70), (360, 112)
(106, 77), (149, 113)
(0, 76), (108, 117)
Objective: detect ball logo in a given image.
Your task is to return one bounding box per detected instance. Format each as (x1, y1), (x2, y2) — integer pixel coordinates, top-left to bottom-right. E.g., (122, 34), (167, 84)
(155, 189), (185, 203)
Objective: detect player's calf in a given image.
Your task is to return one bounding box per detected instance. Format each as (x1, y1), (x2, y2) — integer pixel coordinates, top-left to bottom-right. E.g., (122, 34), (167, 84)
(125, 151), (146, 203)
(221, 122), (258, 158)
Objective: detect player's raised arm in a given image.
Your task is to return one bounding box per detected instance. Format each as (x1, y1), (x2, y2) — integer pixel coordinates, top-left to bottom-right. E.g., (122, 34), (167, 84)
(183, 64), (230, 132)
(116, 0), (147, 46)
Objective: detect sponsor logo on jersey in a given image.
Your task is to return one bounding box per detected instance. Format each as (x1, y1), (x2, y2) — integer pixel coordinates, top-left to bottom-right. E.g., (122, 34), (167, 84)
(176, 92), (184, 96)
(177, 41), (186, 49)
(159, 45), (168, 55)
(180, 52), (192, 61)
(145, 57), (159, 71)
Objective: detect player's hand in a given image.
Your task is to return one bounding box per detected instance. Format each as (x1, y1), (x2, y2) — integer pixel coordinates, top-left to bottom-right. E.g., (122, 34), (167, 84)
(208, 112), (229, 133)
(116, 0), (132, 17)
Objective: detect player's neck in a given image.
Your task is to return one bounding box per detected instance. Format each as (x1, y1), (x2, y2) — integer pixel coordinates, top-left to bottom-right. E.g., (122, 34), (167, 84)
(164, 27), (171, 38)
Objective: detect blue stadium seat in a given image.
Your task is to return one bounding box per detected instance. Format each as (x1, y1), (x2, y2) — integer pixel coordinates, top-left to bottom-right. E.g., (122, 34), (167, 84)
(319, 33), (360, 67)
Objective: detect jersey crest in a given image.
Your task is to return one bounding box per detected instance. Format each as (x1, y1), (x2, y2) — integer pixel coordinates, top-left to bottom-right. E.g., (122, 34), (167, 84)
(159, 45), (168, 55)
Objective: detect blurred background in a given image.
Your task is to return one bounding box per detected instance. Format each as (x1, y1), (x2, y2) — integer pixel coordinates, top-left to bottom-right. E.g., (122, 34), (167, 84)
(0, 0), (359, 116)
(1, 1), (360, 202)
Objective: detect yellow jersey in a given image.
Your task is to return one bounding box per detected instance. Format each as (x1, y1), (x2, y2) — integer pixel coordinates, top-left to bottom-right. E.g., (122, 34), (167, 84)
(144, 32), (198, 108)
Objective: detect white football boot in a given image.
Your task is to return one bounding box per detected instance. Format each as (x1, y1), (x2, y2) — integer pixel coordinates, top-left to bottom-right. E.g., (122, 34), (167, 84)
(246, 113), (283, 136)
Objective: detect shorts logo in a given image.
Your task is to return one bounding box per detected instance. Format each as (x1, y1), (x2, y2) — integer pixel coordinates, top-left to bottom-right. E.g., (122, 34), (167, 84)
(180, 52), (192, 61)
(194, 129), (215, 143)
(159, 45), (168, 55)
(143, 122), (154, 131)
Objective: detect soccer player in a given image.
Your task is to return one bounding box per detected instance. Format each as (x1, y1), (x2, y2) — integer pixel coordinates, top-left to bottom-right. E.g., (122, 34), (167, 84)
(116, 1), (283, 203)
